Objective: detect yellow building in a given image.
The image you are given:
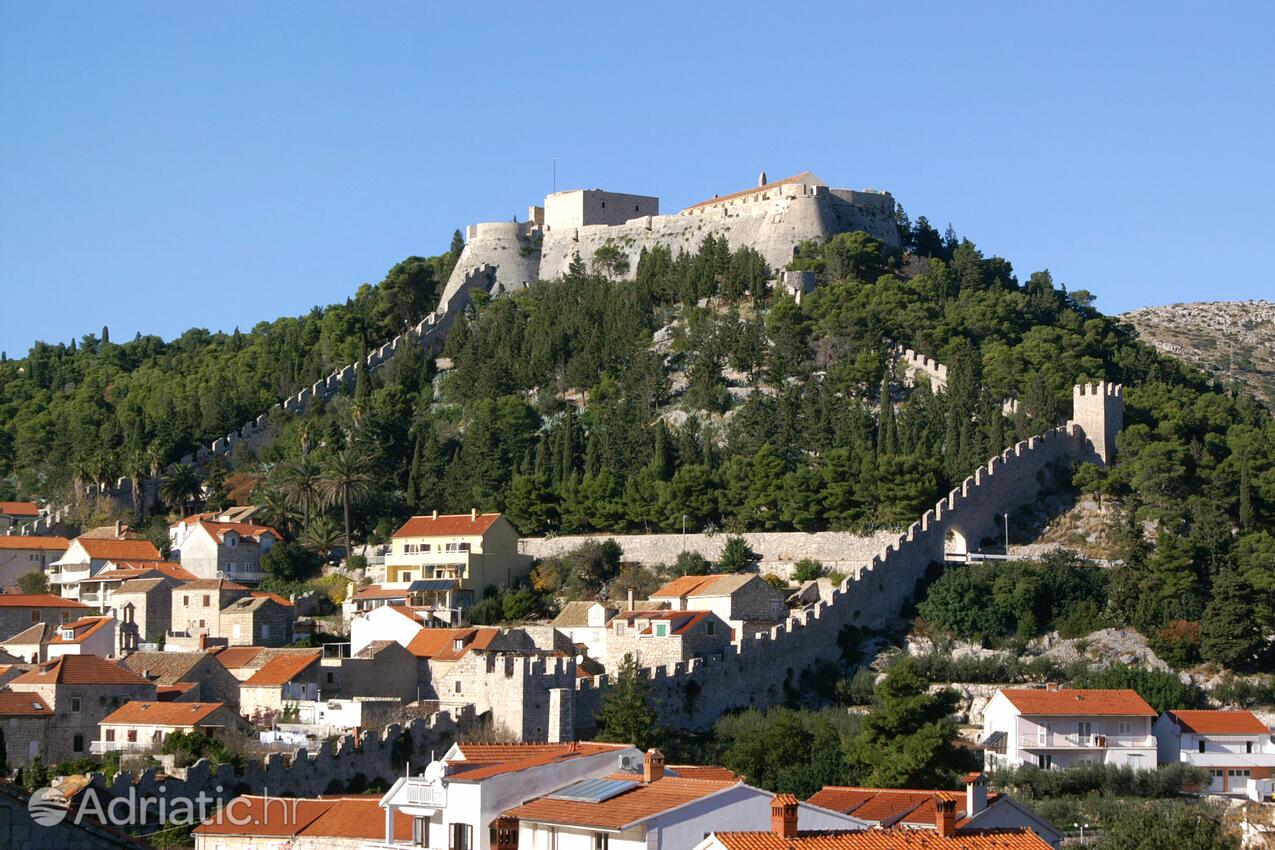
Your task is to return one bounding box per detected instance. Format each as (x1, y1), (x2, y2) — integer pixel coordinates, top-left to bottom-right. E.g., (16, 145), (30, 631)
(385, 510), (531, 604)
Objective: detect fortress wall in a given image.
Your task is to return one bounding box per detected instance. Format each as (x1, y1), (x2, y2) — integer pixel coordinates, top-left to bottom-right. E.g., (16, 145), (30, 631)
(520, 530), (899, 578)
(895, 345), (949, 391)
(574, 423), (1083, 733)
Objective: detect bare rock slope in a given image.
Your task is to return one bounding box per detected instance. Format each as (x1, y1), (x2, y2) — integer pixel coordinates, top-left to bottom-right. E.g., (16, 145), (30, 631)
(1122, 300), (1275, 405)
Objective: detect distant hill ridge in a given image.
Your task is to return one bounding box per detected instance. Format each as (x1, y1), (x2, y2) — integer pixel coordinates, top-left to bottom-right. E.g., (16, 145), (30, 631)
(1122, 300), (1275, 405)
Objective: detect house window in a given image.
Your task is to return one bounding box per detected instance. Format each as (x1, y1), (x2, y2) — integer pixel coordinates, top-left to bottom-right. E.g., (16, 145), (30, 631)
(261, 624), (271, 639)
(450, 822), (472, 850)
(1118, 721), (1132, 737)
(593, 834), (608, 850)
(1199, 740), (1206, 753)
(414, 817), (429, 847)
(30, 610), (39, 623)
(127, 730), (137, 743)
(203, 595), (211, 607)
(70, 697), (81, 713)
(183, 595), (190, 606)
(61, 611), (70, 623)
(73, 734), (84, 753)
(1077, 721), (1092, 746)
(228, 536), (237, 547)
(614, 622), (625, 636)
(326, 672), (335, 684)
(105, 729), (115, 742)
(455, 681), (462, 694)
(654, 623), (668, 637)
(1248, 742), (1255, 754)
(706, 621), (715, 636)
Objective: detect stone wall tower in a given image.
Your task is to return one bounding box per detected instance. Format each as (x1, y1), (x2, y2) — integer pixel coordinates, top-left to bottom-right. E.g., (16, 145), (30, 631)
(1071, 381), (1123, 466)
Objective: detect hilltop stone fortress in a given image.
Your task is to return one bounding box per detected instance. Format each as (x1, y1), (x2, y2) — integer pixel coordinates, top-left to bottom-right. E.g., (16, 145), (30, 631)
(437, 171), (900, 306)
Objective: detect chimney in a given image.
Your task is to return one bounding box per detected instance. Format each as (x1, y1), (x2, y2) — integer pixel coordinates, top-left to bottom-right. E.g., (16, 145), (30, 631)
(936, 799), (956, 838)
(758, 171), (768, 188)
(642, 748), (665, 784)
(1045, 682), (1059, 691)
(114, 520), (122, 538)
(627, 586), (636, 613)
(492, 816), (519, 850)
(770, 794), (798, 839)
(471, 507), (478, 521)
(432, 509), (439, 520)
(965, 772), (988, 816)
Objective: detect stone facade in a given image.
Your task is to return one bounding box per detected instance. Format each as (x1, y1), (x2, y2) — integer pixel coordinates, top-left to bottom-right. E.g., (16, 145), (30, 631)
(440, 651), (578, 742)
(0, 599), (85, 643)
(218, 596), (293, 646)
(322, 640), (419, 702)
(8, 678), (157, 763)
(0, 713), (51, 767)
(110, 579), (172, 643)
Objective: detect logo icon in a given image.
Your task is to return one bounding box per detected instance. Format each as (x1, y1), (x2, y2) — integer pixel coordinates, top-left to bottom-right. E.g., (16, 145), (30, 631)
(28, 786), (69, 827)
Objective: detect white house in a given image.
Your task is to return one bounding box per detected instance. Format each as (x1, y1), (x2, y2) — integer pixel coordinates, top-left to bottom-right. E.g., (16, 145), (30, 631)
(45, 615), (122, 659)
(504, 749), (865, 850)
(169, 518), (280, 583)
(49, 537), (163, 600)
(1154, 709), (1275, 798)
(374, 742), (643, 850)
(649, 574), (787, 638)
(551, 601), (618, 660)
(980, 687), (1158, 770)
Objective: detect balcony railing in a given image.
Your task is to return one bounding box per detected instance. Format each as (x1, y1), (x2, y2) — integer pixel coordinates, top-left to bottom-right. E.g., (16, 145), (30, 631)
(1019, 734), (1155, 749)
(91, 740), (155, 754)
(403, 780), (446, 807)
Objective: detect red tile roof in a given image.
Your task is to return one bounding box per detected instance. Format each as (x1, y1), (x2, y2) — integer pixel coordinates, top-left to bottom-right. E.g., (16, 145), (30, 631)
(251, 591), (294, 607)
(0, 535), (69, 551)
(48, 616), (113, 645)
(446, 742), (631, 782)
(505, 775), (737, 829)
(0, 502), (40, 516)
(193, 796), (411, 840)
(613, 609), (714, 636)
(10, 654), (151, 686)
(157, 682), (199, 701)
(95, 562), (197, 582)
(684, 172), (821, 211)
(197, 520), (281, 543)
(242, 650), (321, 686)
(669, 765), (744, 781)
(393, 512), (503, 538)
(73, 538), (163, 561)
(0, 692), (52, 716)
(1168, 710), (1270, 735)
(101, 701), (228, 727)
(0, 593), (87, 608)
(354, 585), (412, 600)
(178, 579), (250, 591)
(653, 574), (723, 598)
(711, 830), (1052, 850)
(806, 787), (1002, 829)
(999, 688), (1156, 716)
(210, 645), (266, 670)
(406, 626), (501, 660)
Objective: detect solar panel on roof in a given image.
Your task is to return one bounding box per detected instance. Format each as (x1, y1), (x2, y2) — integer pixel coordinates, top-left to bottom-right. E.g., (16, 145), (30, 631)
(547, 778), (638, 803)
(408, 579), (458, 592)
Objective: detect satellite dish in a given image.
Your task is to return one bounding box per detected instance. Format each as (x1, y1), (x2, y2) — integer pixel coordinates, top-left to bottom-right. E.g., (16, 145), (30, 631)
(424, 760), (446, 783)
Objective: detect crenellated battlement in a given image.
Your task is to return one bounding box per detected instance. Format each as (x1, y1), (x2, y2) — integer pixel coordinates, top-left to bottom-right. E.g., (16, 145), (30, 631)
(894, 344), (949, 391)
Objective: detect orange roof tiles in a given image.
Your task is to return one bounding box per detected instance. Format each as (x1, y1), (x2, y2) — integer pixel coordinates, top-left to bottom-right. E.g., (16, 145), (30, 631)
(197, 520), (281, 542)
(11, 654), (151, 686)
(652, 574), (722, 598)
(0, 501), (40, 516)
(101, 701), (227, 727)
(446, 742), (630, 782)
(73, 538), (163, 561)
(0, 692), (52, 716)
(179, 578), (250, 591)
(393, 512), (503, 538)
(193, 796), (412, 840)
(1168, 710), (1270, 735)
(242, 650), (320, 686)
(711, 830), (1051, 850)
(0, 593), (87, 608)
(406, 626), (501, 660)
(251, 591), (294, 607)
(806, 787), (1002, 829)
(211, 645), (266, 670)
(613, 609), (713, 635)
(669, 765), (744, 781)
(999, 688), (1156, 716)
(505, 775), (737, 829)
(684, 172), (820, 211)
(299, 797), (412, 840)
(49, 616), (112, 645)
(0, 535), (69, 551)
(95, 562), (197, 582)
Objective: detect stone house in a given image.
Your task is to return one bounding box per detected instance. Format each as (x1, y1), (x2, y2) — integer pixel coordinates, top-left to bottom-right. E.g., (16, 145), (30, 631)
(48, 537), (163, 601)
(111, 577), (176, 643)
(77, 561), (195, 611)
(0, 534), (68, 587)
(552, 601), (619, 660)
(385, 511), (532, 606)
(604, 609), (732, 670)
(0, 690), (52, 766)
(119, 650), (244, 709)
(440, 650), (578, 742)
(1154, 709), (1275, 798)
(0, 622), (50, 663)
(170, 579), (295, 647)
(168, 517), (280, 583)
(7, 654), (157, 762)
(238, 649), (322, 722)
(193, 795), (414, 850)
(649, 574), (787, 639)
(208, 645), (268, 681)
(95, 700), (250, 755)
(0, 594), (90, 646)
(980, 687), (1158, 771)
(0, 500), (41, 534)
(505, 751), (864, 850)
(319, 639), (418, 702)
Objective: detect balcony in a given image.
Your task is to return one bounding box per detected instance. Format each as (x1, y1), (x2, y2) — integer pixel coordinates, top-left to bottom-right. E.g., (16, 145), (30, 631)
(91, 740), (155, 755)
(1019, 734), (1155, 750)
(220, 567), (267, 582)
(403, 779), (446, 807)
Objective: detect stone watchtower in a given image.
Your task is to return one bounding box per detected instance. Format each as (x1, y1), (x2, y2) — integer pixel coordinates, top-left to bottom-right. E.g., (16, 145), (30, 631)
(1071, 381), (1123, 467)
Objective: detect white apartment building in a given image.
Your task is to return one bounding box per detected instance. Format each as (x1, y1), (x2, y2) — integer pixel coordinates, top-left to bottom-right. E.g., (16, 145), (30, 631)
(1154, 709), (1275, 798)
(981, 687), (1158, 770)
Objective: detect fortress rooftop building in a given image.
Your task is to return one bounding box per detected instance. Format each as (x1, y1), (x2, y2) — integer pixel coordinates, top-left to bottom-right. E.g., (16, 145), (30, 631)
(439, 172), (898, 308)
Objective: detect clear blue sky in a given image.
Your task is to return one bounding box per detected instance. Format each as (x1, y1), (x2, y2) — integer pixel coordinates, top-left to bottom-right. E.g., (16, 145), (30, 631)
(2, 2), (1272, 356)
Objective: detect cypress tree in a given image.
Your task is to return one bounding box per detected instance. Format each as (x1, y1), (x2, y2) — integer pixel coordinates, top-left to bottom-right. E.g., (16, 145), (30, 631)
(877, 375), (898, 457)
(1201, 568), (1261, 671)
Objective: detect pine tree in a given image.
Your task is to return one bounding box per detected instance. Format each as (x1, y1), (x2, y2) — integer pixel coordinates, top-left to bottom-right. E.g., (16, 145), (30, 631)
(1239, 452), (1253, 531)
(1201, 568), (1262, 671)
(596, 653), (661, 750)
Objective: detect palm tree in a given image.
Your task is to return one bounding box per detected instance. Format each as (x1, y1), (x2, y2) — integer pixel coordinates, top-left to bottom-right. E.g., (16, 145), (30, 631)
(254, 483), (299, 538)
(123, 449), (148, 523)
(277, 455), (322, 527)
(318, 448), (374, 564)
(300, 515), (342, 563)
(160, 464), (203, 515)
